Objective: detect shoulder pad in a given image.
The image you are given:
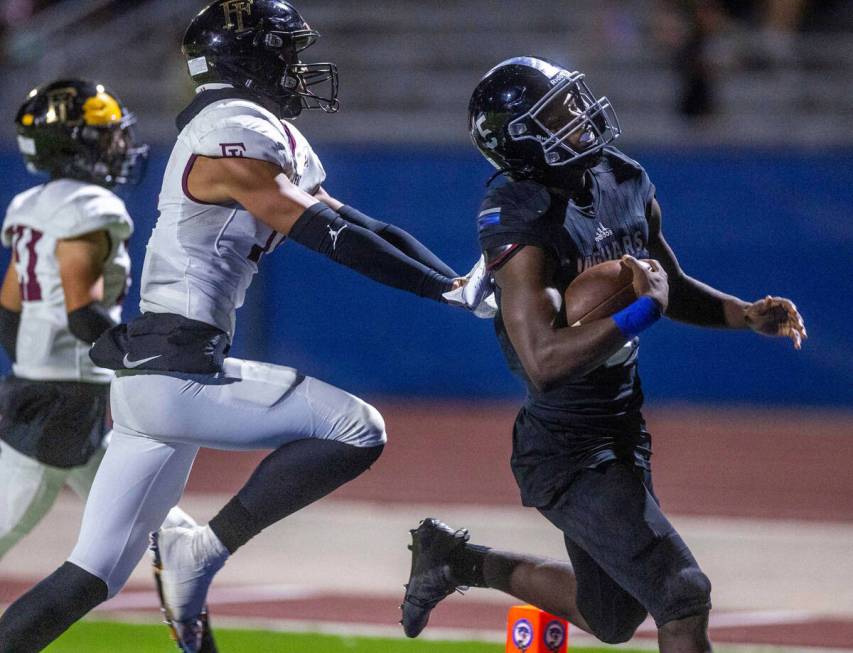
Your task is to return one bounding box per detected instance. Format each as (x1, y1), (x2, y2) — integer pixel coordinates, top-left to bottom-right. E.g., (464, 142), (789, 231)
(600, 146), (645, 183)
(4, 181), (132, 242)
(2, 187), (41, 246)
(191, 102), (293, 173)
(484, 179), (551, 220)
(477, 179), (555, 253)
(279, 118), (327, 190)
(59, 182), (133, 240)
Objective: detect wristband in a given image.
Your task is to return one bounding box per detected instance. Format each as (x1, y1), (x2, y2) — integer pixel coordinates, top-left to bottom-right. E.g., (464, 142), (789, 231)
(68, 302), (116, 344)
(611, 296), (662, 340)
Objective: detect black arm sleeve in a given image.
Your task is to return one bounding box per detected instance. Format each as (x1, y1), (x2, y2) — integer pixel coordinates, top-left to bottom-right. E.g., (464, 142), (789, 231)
(0, 305), (20, 363)
(289, 204), (454, 302)
(337, 205), (458, 278)
(68, 303), (116, 344)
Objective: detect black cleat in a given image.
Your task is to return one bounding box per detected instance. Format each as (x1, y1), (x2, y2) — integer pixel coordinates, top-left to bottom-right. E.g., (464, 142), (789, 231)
(400, 518), (470, 638)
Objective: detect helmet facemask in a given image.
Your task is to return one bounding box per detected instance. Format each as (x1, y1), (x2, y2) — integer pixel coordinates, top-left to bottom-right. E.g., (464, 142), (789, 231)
(282, 61), (339, 113)
(83, 114), (149, 186)
(233, 23), (339, 117)
(507, 71), (620, 167)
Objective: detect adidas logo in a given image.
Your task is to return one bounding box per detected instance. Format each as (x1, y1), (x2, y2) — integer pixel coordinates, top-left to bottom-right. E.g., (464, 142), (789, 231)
(594, 222), (614, 242)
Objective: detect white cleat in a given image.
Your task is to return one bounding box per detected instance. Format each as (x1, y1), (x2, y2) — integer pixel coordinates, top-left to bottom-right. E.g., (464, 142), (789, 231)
(150, 526), (228, 653)
(163, 506), (199, 531)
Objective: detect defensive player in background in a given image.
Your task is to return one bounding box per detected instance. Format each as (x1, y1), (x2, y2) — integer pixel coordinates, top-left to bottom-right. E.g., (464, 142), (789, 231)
(401, 57), (807, 653)
(0, 3), (488, 652)
(0, 79), (199, 561)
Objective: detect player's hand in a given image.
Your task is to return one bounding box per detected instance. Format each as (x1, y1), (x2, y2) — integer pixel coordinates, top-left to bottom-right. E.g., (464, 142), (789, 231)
(442, 255), (497, 318)
(311, 186), (343, 211)
(744, 296), (807, 350)
(621, 255), (669, 313)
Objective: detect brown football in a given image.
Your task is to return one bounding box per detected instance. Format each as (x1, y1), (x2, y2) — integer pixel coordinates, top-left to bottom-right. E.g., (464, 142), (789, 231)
(564, 259), (639, 326)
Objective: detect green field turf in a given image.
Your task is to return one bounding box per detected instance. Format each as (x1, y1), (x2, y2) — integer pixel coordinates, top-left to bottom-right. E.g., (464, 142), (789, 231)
(43, 621), (642, 653)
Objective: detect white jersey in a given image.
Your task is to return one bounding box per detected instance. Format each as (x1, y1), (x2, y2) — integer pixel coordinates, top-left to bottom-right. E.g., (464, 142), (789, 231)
(140, 93), (326, 338)
(2, 180), (133, 383)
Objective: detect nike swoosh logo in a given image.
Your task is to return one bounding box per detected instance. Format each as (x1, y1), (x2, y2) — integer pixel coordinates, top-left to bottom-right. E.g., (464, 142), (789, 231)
(122, 354), (163, 369)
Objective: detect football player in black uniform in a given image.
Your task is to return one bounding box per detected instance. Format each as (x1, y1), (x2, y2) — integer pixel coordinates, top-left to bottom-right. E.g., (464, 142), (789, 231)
(401, 57), (806, 652)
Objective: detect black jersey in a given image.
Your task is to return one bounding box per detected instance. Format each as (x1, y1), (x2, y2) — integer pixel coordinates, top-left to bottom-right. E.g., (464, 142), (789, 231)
(477, 147), (657, 505)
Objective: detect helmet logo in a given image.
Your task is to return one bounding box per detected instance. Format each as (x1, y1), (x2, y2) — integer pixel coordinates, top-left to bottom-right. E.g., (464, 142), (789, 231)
(475, 114), (498, 150)
(83, 93), (123, 126)
(45, 87), (78, 124)
(221, 0), (253, 32)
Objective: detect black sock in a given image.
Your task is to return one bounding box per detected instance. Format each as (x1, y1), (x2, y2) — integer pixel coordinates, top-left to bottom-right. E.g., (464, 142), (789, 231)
(0, 562), (108, 652)
(448, 543), (492, 588)
(208, 496), (264, 554)
(209, 439), (384, 554)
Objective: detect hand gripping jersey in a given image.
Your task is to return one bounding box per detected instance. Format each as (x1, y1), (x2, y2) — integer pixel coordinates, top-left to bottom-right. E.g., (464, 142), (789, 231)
(2, 180), (132, 383)
(140, 88), (326, 339)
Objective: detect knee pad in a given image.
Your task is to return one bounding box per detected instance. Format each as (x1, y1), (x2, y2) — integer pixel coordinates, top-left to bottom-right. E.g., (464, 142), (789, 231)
(584, 602), (646, 644)
(656, 567), (712, 626)
(355, 403), (387, 448)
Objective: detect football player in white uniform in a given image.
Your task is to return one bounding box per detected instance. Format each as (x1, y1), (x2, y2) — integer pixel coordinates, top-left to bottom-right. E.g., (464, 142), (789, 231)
(0, 3), (490, 652)
(0, 79), (209, 650)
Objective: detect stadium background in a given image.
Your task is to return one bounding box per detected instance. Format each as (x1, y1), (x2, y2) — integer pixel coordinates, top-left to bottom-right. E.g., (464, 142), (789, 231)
(0, 0), (852, 650)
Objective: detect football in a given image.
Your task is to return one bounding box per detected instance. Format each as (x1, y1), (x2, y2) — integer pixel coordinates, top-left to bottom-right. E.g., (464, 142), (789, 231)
(564, 259), (640, 326)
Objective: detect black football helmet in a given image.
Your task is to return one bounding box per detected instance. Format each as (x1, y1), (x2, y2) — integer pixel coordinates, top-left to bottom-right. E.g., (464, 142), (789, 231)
(469, 57), (621, 181)
(182, 0), (339, 118)
(14, 79), (148, 187)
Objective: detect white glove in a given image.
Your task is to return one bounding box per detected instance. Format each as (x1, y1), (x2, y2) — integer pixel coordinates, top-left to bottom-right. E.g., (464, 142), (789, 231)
(442, 255), (498, 319)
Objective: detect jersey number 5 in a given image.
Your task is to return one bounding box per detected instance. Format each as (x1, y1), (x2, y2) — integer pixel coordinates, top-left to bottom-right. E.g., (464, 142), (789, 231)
(10, 226), (44, 301)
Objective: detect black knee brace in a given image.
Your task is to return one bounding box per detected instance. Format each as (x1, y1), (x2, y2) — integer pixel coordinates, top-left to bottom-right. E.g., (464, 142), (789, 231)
(582, 596), (648, 644)
(0, 561), (108, 652)
(655, 567), (713, 626)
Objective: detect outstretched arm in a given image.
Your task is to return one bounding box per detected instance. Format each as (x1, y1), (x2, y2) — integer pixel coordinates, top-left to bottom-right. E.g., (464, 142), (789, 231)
(646, 198), (806, 348)
(495, 246), (668, 391)
(187, 156), (455, 302)
(314, 187), (458, 278)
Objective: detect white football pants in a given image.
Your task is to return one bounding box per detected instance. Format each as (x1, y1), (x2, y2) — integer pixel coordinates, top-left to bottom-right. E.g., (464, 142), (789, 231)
(68, 358), (386, 597)
(0, 439), (195, 562)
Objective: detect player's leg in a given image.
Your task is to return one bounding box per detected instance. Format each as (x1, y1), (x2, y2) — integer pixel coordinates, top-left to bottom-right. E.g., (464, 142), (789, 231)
(0, 426), (198, 650)
(538, 462), (712, 652)
(112, 360), (386, 549)
(0, 441), (68, 560)
(205, 366), (386, 554)
(401, 517), (592, 637)
(63, 442), (105, 499)
(65, 434), (198, 530)
(110, 360), (385, 648)
(403, 463), (709, 648)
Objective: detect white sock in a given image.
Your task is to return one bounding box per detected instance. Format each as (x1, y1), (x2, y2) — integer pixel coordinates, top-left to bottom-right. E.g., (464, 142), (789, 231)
(198, 524), (229, 566)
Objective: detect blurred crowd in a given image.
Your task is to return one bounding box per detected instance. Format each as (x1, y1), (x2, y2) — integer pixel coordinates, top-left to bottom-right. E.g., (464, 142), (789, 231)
(0, 0), (133, 65)
(656, 0), (853, 117)
(2, 0), (852, 137)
